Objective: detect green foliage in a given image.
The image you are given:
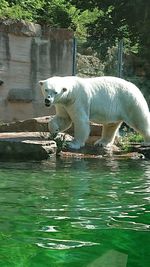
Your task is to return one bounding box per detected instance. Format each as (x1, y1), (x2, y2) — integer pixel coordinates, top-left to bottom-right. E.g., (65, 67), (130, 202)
(0, 0), (98, 34)
(0, 0), (149, 69)
(119, 129), (144, 152)
(37, 0), (72, 27)
(0, 0), (8, 9)
(71, 0), (150, 62)
(128, 133), (143, 143)
(69, 7), (99, 39)
(0, 0), (44, 21)
(0, 0), (8, 16)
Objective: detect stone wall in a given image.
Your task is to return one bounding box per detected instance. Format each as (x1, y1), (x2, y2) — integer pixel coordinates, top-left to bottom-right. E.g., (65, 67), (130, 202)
(0, 20), (74, 122)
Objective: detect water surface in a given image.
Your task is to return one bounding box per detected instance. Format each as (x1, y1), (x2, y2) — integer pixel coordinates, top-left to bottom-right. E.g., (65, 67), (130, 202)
(0, 157), (150, 267)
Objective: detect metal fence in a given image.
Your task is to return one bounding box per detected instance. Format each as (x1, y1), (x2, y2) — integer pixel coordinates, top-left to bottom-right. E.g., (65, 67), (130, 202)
(73, 38), (125, 78)
(72, 38), (150, 106)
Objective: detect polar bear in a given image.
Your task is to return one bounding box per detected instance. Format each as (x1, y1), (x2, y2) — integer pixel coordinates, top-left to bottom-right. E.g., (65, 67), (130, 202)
(39, 76), (150, 149)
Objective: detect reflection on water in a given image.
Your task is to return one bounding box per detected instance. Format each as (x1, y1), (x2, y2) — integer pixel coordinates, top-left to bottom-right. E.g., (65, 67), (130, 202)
(0, 157), (150, 267)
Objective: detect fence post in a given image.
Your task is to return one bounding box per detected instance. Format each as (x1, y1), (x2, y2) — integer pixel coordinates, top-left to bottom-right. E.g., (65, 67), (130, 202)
(72, 37), (77, 76)
(117, 39), (123, 78)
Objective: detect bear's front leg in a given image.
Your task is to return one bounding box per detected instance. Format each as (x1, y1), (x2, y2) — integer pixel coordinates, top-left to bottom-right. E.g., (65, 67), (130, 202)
(48, 116), (72, 136)
(67, 118), (90, 149)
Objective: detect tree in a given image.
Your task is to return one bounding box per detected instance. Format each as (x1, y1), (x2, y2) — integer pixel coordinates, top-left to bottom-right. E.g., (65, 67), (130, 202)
(1, 0), (150, 61)
(70, 0), (150, 60)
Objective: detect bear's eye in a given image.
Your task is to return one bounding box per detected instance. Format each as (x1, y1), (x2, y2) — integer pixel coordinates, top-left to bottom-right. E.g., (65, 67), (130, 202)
(54, 91), (58, 95)
(45, 89), (48, 92)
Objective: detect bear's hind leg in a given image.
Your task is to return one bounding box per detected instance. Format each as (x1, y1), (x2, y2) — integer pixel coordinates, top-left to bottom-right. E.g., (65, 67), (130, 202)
(94, 121), (122, 147)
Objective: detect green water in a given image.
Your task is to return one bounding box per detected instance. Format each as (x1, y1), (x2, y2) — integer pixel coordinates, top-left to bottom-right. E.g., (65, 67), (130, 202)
(0, 157), (150, 267)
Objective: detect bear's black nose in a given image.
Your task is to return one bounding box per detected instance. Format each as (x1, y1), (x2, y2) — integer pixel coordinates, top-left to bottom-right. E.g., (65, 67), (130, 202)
(45, 98), (51, 106)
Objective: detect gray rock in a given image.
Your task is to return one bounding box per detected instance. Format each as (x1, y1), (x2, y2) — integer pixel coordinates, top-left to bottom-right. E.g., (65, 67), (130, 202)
(0, 139), (57, 160)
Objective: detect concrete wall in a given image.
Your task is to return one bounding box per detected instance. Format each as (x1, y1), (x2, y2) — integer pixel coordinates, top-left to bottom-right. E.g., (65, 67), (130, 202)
(0, 20), (74, 122)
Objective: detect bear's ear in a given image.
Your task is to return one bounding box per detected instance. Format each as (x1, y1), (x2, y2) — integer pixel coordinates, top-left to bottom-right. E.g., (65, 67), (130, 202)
(62, 87), (67, 92)
(39, 80), (44, 86)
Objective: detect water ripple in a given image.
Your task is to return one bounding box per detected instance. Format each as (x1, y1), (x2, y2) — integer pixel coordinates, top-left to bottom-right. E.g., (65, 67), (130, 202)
(39, 225), (58, 232)
(36, 238), (99, 250)
(109, 217), (150, 231)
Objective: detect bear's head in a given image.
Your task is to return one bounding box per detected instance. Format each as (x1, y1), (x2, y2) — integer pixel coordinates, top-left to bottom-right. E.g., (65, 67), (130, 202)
(39, 77), (69, 107)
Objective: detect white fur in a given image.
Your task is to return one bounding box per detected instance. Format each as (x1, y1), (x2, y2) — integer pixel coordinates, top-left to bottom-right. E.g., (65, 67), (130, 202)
(39, 76), (150, 149)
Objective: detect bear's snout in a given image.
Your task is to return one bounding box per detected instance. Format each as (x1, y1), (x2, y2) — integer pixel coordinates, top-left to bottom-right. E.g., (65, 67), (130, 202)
(45, 98), (51, 107)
